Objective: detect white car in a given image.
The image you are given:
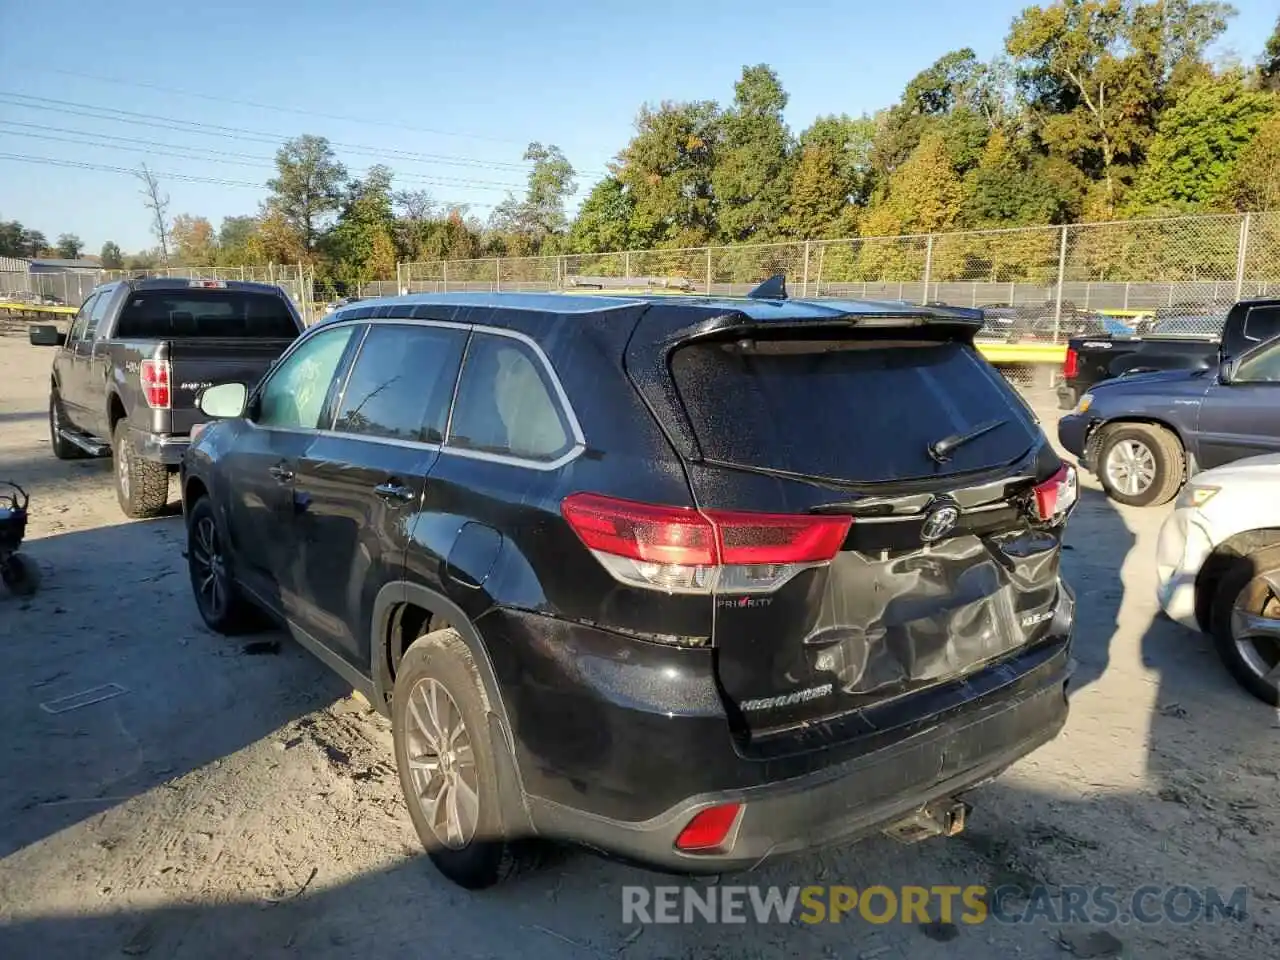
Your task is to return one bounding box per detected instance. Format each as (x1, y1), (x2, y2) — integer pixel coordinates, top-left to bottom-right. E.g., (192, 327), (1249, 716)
(1156, 454), (1280, 705)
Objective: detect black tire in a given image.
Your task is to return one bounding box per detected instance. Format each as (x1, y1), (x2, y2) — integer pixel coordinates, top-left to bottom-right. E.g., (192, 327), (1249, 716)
(1096, 423), (1184, 507)
(113, 419), (170, 518)
(1210, 545), (1280, 706)
(186, 496), (261, 634)
(48, 390), (83, 460)
(392, 628), (539, 889)
(1, 554), (40, 596)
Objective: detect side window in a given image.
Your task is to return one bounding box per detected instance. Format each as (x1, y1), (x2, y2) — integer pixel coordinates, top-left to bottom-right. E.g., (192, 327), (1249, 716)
(86, 289), (114, 339)
(447, 333), (573, 462)
(1243, 306), (1280, 345)
(68, 293), (99, 342)
(333, 323), (466, 443)
(257, 325), (356, 429)
(1234, 339), (1280, 384)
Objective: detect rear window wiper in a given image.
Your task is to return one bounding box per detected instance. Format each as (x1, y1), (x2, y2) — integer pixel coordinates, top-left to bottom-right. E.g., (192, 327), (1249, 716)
(927, 419), (1008, 463)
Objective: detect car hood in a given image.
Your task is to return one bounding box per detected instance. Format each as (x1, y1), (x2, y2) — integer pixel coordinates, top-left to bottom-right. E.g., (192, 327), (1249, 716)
(1192, 453), (1280, 487)
(1091, 367), (1214, 397)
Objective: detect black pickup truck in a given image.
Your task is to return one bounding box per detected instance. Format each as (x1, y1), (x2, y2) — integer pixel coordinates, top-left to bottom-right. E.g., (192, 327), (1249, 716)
(29, 278), (303, 518)
(1055, 301), (1280, 409)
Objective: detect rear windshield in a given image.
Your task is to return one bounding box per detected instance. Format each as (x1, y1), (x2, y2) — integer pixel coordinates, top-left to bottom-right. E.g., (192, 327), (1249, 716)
(670, 337), (1037, 483)
(115, 290), (299, 339)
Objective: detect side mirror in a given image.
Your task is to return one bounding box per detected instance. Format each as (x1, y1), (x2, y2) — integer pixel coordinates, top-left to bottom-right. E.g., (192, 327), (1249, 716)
(197, 382), (249, 418)
(29, 324), (65, 347)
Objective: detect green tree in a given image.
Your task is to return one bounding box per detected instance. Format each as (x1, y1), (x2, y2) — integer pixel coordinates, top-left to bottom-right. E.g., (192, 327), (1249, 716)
(568, 176), (635, 253)
(0, 220), (24, 257)
(489, 142), (577, 254)
(218, 216), (258, 252)
(1228, 113), (1280, 211)
(616, 100), (721, 248)
(962, 129), (1086, 225)
(779, 143), (857, 239)
(863, 133), (964, 237)
(99, 240), (124, 269)
(170, 215), (217, 264)
(712, 64), (792, 242)
(21, 229), (48, 257)
(266, 135), (348, 255)
(54, 233), (83, 259)
(797, 114), (876, 205)
(1261, 15), (1280, 92)
(1128, 71), (1276, 212)
(326, 165), (397, 284)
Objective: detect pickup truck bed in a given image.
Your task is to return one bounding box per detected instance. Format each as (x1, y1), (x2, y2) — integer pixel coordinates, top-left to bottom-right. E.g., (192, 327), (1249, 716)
(30, 278), (303, 518)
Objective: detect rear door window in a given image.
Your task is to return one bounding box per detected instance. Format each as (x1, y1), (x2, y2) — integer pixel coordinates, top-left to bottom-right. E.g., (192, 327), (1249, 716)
(670, 336), (1037, 483)
(446, 333), (574, 462)
(332, 324), (467, 444)
(116, 289), (298, 339)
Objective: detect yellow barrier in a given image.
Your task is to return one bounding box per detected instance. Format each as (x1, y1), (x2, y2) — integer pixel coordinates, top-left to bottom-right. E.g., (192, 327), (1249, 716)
(0, 301), (78, 317)
(975, 341), (1067, 364)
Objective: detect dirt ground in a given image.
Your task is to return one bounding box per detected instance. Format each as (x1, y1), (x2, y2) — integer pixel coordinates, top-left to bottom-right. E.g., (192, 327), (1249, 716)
(1, 327), (1278, 960)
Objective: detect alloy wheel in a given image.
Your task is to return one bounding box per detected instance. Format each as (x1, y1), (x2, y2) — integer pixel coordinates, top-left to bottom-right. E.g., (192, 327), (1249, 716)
(190, 515), (228, 621)
(1104, 439), (1156, 497)
(404, 678), (479, 849)
(1230, 572), (1280, 696)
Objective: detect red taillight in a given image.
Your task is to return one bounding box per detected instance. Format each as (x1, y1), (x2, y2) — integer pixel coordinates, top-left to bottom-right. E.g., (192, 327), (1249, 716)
(140, 358), (170, 409)
(1063, 347), (1079, 379)
(560, 493), (851, 567)
(1033, 464), (1078, 522)
(675, 802), (742, 852)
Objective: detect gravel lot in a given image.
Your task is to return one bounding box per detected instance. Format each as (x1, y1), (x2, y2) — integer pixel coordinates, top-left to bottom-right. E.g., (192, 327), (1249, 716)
(1, 326), (1278, 960)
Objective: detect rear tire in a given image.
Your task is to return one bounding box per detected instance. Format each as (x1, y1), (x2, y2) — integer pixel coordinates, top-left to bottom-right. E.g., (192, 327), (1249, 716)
(392, 628), (540, 889)
(1210, 546), (1280, 706)
(113, 419), (170, 519)
(1097, 424), (1183, 507)
(49, 391), (83, 460)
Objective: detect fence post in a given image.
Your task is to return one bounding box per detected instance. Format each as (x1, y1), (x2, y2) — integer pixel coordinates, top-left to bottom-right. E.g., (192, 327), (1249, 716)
(624, 251), (632, 279)
(1234, 212), (1252, 301)
(921, 234), (934, 304)
(442, 260), (448, 292)
(396, 261), (403, 295)
(1052, 225), (1068, 343)
(1123, 282), (1129, 309)
(495, 258), (502, 292)
(801, 241), (811, 298)
(706, 248), (713, 295)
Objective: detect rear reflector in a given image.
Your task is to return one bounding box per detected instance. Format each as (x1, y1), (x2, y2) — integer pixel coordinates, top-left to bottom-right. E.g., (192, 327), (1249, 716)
(675, 802), (742, 852)
(1063, 347), (1079, 379)
(1033, 464), (1078, 522)
(140, 358), (171, 409)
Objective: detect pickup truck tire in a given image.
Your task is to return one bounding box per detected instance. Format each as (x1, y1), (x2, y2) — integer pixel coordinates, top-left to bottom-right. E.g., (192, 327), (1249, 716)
(1210, 545), (1280, 707)
(392, 628), (542, 889)
(48, 391), (84, 460)
(113, 419), (170, 519)
(1097, 424), (1184, 507)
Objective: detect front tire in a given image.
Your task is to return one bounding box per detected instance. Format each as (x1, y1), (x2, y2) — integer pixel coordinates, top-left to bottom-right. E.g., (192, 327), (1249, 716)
(186, 496), (260, 634)
(392, 628), (538, 889)
(113, 419), (170, 518)
(1210, 546), (1280, 706)
(1097, 424), (1184, 507)
(49, 391), (83, 460)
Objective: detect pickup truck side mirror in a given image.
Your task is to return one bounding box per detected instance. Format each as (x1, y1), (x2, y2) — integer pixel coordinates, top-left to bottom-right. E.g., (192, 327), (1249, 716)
(1219, 358), (1237, 384)
(28, 324), (65, 347)
(197, 382), (249, 418)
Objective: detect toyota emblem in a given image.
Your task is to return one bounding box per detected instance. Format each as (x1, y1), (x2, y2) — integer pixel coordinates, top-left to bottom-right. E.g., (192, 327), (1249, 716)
(920, 502), (960, 542)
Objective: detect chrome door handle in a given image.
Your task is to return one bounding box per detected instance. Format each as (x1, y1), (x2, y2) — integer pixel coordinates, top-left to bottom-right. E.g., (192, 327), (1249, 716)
(374, 482), (415, 503)
(268, 464), (294, 482)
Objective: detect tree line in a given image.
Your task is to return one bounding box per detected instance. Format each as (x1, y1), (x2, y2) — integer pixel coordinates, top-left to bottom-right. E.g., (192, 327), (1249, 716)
(5, 2), (1279, 292)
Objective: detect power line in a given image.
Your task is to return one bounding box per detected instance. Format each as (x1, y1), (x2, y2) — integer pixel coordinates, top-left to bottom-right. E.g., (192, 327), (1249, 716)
(0, 152), (502, 208)
(0, 91), (608, 179)
(25, 66), (525, 146)
(0, 121), (533, 191)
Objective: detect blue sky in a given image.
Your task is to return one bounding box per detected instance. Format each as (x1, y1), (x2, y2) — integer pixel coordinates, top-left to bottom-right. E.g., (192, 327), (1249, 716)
(0, 0), (1275, 254)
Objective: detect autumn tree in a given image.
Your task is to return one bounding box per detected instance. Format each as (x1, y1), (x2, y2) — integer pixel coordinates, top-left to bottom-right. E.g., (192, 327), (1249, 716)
(862, 133), (964, 237)
(170, 214), (217, 264)
(616, 100), (721, 248)
(266, 135), (347, 255)
(712, 65), (792, 242)
(1228, 114), (1280, 211)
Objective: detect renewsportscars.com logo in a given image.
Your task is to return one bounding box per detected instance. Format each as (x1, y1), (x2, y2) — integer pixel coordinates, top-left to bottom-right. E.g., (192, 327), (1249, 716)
(621, 884), (1249, 927)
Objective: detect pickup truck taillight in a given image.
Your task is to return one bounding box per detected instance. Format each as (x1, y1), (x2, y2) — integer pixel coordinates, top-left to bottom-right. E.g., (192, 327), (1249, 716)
(1063, 347), (1079, 379)
(140, 359), (171, 409)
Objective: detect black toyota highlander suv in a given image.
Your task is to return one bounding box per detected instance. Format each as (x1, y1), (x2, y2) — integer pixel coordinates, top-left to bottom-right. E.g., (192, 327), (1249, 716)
(180, 288), (1078, 888)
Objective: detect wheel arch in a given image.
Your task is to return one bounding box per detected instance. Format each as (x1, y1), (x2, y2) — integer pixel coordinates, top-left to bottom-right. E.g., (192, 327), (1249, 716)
(371, 582), (534, 833)
(1194, 528), (1280, 633)
(107, 391), (128, 432)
